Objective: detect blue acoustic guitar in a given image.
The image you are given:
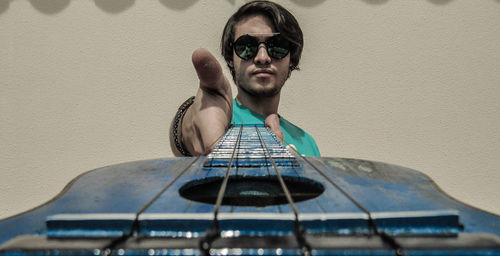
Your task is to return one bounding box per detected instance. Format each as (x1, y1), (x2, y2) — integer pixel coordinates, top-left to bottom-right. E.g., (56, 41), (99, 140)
(1, 124), (499, 255)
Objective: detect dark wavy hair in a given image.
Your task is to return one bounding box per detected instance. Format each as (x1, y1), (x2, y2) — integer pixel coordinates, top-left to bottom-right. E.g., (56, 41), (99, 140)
(221, 1), (304, 80)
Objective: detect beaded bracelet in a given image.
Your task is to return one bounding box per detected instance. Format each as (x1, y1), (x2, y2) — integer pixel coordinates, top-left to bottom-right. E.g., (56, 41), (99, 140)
(173, 96), (195, 156)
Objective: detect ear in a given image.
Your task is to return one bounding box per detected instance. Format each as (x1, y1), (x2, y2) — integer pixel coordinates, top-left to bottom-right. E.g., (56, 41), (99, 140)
(228, 60), (234, 68)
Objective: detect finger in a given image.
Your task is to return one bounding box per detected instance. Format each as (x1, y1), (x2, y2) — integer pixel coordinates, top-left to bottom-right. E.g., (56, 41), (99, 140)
(286, 144), (298, 156)
(265, 114), (284, 143)
(192, 48), (227, 93)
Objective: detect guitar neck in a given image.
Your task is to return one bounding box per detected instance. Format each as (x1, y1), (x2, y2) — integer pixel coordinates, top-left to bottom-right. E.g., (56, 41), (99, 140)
(203, 124), (299, 167)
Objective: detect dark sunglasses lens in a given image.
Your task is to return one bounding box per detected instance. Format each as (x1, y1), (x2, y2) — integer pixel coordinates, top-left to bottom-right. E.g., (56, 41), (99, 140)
(234, 35), (258, 60)
(267, 36), (290, 59)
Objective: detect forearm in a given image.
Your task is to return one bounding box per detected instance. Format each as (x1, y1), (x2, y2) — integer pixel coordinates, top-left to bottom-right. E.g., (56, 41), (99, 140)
(169, 93), (232, 156)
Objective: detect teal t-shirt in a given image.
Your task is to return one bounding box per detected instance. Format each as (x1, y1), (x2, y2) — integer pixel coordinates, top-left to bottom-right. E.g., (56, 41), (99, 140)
(231, 99), (320, 156)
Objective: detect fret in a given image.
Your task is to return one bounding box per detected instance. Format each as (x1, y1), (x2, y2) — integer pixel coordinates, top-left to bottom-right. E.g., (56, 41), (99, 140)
(203, 124), (299, 167)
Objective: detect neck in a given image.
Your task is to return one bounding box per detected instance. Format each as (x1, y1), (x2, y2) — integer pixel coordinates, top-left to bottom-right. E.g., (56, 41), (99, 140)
(236, 92), (280, 117)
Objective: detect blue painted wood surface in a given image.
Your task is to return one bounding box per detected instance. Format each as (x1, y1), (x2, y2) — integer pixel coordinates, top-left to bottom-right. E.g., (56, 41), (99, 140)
(0, 124), (499, 255)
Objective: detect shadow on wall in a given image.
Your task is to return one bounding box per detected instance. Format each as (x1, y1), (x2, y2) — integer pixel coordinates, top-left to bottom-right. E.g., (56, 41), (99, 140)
(94, 0), (134, 14)
(159, 0), (199, 11)
(289, 0), (327, 7)
(427, 0), (453, 5)
(28, 0), (70, 15)
(1, 0), (499, 15)
(360, 0), (389, 4)
(0, 0), (8, 15)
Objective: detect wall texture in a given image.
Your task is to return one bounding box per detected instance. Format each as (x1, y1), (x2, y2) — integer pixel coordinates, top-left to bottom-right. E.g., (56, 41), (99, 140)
(1, 0), (499, 219)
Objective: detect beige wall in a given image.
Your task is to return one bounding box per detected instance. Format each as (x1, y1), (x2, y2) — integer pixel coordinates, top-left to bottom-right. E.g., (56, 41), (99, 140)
(1, 0), (499, 219)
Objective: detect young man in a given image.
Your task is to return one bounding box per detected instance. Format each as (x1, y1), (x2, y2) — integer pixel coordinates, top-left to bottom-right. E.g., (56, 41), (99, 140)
(170, 1), (320, 157)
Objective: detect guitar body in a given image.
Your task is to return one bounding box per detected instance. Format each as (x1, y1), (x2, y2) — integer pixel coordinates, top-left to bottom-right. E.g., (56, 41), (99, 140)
(1, 125), (499, 255)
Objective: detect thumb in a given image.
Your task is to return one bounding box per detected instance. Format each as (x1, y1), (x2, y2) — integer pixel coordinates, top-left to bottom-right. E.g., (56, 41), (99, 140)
(265, 114), (284, 144)
(192, 48), (228, 93)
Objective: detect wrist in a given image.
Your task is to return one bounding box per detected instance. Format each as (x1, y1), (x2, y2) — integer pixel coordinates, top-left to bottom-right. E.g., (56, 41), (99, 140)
(173, 96), (195, 156)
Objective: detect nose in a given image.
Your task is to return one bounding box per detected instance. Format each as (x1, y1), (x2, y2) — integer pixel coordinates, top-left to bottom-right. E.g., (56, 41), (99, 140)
(253, 43), (271, 65)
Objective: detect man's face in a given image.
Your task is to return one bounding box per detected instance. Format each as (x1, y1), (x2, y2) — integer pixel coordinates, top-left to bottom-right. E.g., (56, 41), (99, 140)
(231, 15), (291, 98)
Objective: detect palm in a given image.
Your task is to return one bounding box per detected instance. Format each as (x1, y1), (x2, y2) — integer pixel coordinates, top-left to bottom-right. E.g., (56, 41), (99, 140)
(181, 49), (233, 155)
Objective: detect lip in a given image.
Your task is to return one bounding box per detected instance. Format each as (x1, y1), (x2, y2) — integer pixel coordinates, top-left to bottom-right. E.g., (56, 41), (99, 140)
(252, 69), (275, 77)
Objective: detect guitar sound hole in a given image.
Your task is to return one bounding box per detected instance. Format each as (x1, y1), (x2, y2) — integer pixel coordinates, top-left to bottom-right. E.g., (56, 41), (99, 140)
(179, 176), (324, 207)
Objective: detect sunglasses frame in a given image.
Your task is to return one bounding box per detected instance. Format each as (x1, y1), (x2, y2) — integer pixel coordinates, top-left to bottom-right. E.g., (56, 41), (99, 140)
(232, 33), (290, 61)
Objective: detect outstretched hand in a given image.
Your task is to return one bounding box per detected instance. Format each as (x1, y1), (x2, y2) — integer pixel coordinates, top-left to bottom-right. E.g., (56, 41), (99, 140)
(171, 49), (233, 156)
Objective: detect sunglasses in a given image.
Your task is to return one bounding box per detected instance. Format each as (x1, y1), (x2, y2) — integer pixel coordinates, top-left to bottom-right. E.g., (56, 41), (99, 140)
(233, 34), (290, 60)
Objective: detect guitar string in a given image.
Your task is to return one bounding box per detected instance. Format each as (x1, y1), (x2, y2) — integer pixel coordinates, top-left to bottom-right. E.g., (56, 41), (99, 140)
(284, 142), (404, 255)
(213, 124), (243, 220)
(200, 124), (244, 255)
(255, 126), (300, 215)
(201, 123), (235, 156)
(255, 125), (312, 256)
(101, 156), (200, 253)
(109, 125), (396, 254)
(201, 124), (234, 167)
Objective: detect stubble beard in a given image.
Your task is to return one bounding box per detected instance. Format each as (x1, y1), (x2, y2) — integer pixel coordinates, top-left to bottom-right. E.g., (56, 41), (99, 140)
(236, 70), (289, 98)
(238, 82), (281, 98)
